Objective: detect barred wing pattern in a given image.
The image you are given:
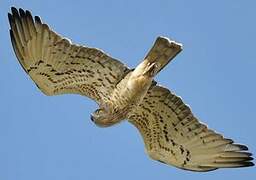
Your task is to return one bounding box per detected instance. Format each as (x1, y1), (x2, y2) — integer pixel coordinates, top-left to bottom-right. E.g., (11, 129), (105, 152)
(8, 7), (129, 104)
(128, 85), (253, 171)
(9, 7), (254, 172)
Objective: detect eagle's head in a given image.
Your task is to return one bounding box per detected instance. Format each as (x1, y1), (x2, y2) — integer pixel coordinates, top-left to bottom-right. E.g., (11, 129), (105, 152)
(90, 109), (115, 127)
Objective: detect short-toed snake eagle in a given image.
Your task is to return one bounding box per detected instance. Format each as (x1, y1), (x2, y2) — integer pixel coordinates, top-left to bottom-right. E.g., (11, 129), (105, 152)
(8, 7), (254, 172)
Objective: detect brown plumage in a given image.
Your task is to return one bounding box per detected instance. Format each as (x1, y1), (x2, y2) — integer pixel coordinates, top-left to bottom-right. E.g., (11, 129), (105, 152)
(9, 7), (254, 172)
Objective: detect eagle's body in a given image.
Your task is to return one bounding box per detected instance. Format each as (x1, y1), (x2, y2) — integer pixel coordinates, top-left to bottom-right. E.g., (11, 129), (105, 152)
(8, 7), (254, 172)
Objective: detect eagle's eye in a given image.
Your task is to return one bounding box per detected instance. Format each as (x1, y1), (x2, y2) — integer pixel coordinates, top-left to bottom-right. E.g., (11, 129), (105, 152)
(91, 109), (105, 122)
(95, 109), (104, 115)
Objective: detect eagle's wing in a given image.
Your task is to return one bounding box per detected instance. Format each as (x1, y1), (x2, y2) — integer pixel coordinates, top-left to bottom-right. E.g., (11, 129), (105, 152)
(128, 85), (254, 172)
(8, 7), (129, 104)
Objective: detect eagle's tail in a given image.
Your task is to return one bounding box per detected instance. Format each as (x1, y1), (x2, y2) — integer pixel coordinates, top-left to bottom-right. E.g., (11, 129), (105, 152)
(141, 36), (182, 77)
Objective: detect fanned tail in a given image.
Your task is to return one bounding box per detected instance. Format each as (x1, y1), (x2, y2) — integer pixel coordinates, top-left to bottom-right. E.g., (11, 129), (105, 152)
(132, 37), (182, 79)
(144, 36), (182, 76)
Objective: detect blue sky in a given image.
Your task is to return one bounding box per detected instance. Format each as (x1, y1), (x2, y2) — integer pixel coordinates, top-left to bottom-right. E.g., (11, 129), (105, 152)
(0, 0), (255, 179)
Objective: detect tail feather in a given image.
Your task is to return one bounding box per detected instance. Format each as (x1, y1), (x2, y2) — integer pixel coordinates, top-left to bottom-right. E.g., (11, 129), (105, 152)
(144, 36), (182, 75)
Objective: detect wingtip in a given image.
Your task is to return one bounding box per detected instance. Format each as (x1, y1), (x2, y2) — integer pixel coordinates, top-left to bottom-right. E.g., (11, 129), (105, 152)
(9, 29), (13, 37)
(11, 6), (19, 15)
(19, 8), (26, 17)
(241, 161), (254, 167)
(10, 7), (33, 21)
(34, 15), (42, 24)
(236, 144), (249, 151)
(25, 9), (32, 16)
(246, 156), (254, 161)
(11, 6), (17, 12)
(25, 9), (34, 23)
(8, 12), (13, 23)
(249, 161), (255, 167)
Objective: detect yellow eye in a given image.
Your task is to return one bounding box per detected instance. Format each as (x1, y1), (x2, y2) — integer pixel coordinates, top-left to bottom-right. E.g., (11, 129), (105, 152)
(97, 109), (102, 113)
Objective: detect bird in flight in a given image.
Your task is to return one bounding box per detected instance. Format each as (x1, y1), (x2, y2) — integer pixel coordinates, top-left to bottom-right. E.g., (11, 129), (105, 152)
(8, 7), (254, 172)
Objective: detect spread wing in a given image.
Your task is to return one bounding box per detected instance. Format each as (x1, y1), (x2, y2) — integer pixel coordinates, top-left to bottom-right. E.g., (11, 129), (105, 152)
(128, 85), (254, 171)
(8, 7), (129, 104)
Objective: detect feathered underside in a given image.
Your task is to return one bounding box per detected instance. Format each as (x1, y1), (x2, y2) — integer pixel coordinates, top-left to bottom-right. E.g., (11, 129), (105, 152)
(128, 85), (254, 171)
(9, 7), (254, 172)
(8, 7), (129, 105)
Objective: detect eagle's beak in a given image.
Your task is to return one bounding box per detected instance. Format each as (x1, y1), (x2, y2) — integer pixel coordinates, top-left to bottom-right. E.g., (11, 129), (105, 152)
(90, 114), (95, 122)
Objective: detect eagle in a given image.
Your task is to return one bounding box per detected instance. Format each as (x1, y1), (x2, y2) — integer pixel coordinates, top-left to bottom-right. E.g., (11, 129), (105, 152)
(8, 7), (254, 172)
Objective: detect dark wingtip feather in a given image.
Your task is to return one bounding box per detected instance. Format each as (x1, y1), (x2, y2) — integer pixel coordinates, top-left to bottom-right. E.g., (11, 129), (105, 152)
(9, 29), (16, 53)
(246, 157), (254, 161)
(25, 10), (32, 17)
(35, 15), (42, 24)
(244, 152), (253, 157)
(9, 29), (14, 39)
(8, 13), (13, 24)
(11, 7), (17, 12)
(241, 161), (254, 167)
(236, 144), (249, 151)
(25, 10), (35, 24)
(227, 162), (254, 168)
(9, 29), (17, 55)
(9, 29), (28, 74)
(11, 7), (19, 16)
(225, 138), (234, 143)
(19, 8), (26, 17)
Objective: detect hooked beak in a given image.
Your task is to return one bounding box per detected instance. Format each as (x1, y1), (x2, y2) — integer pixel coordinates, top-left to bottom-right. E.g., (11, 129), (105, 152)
(90, 114), (95, 122)
(90, 115), (114, 128)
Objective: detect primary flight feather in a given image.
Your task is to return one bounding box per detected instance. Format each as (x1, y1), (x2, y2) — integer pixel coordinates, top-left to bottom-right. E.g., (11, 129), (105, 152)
(8, 7), (254, 172)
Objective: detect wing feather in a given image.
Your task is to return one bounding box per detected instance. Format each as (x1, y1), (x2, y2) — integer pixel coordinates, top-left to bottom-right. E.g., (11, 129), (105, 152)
(9, 7), (129, 104)
(128, 85), (254, 171)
